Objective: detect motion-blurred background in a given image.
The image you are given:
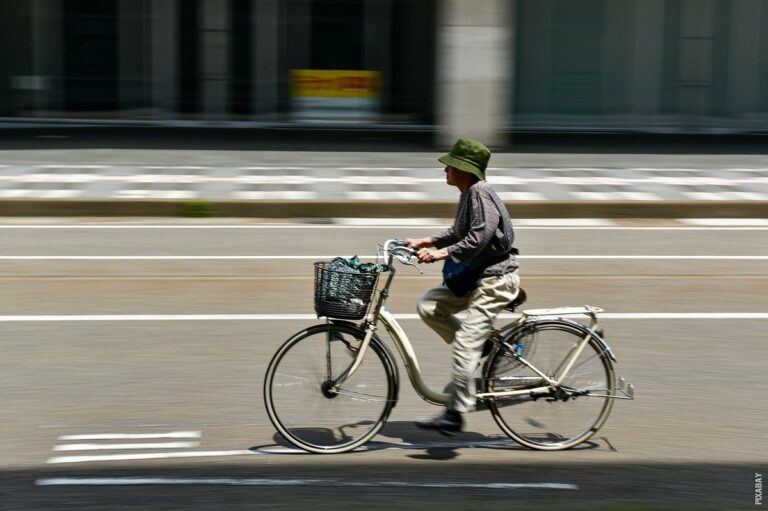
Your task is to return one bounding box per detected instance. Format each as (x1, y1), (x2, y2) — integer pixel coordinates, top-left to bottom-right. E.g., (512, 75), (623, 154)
(2, 0), (767, 144)
(1, 3), (766, 511)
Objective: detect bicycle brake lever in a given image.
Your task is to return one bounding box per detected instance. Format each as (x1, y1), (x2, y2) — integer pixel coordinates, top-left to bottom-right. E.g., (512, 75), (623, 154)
(405, 259), (423, 274)
(397, 255), (423, 274)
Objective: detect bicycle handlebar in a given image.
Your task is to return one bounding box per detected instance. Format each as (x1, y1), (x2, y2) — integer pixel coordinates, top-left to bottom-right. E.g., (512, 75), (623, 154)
(382, 239), (421, 273)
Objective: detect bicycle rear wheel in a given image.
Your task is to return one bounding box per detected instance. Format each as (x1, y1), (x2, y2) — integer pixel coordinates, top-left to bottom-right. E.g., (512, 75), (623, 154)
(263, 322), (398, 453)
(483, 319), (615, 450)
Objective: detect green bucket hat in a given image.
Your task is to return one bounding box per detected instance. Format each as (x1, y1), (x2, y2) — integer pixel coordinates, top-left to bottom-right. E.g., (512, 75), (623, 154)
(438, 138), (491, 181)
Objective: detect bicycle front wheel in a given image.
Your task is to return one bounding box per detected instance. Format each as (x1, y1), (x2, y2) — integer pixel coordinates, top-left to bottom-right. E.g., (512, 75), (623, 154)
(484, 319), (615, 450)
(263, 322), (399, 453)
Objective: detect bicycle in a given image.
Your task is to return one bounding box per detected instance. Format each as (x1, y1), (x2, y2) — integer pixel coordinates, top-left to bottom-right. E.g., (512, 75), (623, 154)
(263, 239), (634, 454)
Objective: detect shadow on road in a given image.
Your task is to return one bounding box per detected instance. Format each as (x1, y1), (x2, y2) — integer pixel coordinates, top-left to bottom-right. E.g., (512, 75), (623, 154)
(251, 420), (602, 461)
(1, 460), (754, 511)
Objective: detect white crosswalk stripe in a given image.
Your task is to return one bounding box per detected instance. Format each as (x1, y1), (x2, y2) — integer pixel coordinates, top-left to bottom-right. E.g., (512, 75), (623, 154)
(684, 191), (768, 201)
(233, 191), (318, 200)
(497, 192), (547, 201)
(0, 165), (765, 201)
(113, 190), (198, 199)
(345, 191), (430, 200)
(0, 189), (82, 198)
(48, 431), (203, 464)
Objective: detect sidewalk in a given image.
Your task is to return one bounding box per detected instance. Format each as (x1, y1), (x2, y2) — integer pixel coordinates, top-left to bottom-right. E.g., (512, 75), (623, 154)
(1, 127), (767, 218)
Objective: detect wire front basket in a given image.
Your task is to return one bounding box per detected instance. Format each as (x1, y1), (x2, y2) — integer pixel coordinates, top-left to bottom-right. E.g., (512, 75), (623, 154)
(313, 261), (382, 320)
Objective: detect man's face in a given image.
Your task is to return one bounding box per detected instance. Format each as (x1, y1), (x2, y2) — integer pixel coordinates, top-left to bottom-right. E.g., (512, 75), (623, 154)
(444, 165), (461, 187)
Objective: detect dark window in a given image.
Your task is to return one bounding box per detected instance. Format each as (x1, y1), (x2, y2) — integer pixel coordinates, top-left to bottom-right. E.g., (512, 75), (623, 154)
(230, 0), (251, 114)
(311, 0), (363, 69)
(63, 0), (117, 111)
(549, 0), (604, 115)
(390, 0), (436, 123)
(178, 0), (199, 114)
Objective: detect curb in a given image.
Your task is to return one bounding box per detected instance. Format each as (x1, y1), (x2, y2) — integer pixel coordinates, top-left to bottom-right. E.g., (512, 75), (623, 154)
(0, 199), (767, 218)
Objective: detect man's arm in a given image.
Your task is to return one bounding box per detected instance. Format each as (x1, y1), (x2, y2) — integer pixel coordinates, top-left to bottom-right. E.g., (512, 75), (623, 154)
(404, 237), (434, 249)
(445, 190), (499, 263)
(405, 236), (453, 264)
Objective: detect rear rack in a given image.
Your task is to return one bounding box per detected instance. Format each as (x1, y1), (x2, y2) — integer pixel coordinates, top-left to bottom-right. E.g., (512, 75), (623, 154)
(523, 305), (604, 317)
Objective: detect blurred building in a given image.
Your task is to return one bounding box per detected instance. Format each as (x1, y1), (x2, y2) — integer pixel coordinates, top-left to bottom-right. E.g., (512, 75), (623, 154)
(1, 0), (767, 145)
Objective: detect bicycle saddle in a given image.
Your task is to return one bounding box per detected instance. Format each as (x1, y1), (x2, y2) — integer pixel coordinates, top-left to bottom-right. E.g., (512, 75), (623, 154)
(504, 287), (528, 312)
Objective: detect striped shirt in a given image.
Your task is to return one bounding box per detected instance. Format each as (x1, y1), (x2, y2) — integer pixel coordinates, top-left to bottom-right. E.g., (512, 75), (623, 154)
(432, 180), (519, 276)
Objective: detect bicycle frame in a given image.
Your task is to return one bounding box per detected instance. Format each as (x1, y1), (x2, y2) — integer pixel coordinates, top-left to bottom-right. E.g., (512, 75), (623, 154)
(476, 308), (605, 400)
(330, 241), (629, 405)
(330, 261), (451, 405)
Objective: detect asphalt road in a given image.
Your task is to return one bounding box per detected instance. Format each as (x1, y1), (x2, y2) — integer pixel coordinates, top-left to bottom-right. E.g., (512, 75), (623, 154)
(1, 219), (766, 510)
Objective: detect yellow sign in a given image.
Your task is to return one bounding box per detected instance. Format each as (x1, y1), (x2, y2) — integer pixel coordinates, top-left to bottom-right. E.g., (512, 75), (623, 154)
(291, 70), (381, 99)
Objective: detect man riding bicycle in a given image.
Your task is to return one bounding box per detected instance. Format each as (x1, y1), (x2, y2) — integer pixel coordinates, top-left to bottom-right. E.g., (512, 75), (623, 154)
(406, 138), (520, 435)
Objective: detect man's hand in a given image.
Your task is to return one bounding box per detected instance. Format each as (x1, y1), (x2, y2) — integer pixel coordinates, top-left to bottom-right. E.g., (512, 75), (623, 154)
(416, 248), (449, 264)
(405, 237), (434, 250)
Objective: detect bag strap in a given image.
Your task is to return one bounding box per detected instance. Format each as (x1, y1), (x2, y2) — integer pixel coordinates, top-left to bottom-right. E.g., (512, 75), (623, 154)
(487, 190), (517, 256)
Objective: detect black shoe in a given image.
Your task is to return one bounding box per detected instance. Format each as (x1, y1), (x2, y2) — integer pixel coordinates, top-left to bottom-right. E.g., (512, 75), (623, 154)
(415, 410), (464, 437)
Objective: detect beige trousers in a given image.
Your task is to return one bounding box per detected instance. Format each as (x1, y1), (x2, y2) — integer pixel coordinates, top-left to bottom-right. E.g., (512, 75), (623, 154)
(416, 271), (520, 413)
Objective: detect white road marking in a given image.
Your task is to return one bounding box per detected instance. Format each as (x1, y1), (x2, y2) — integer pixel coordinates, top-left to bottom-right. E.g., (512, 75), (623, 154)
(112, 190), (198, 199)
(592, 313), (768, 319)
(0, 255), (765, 261)
(681, 218), (768, 226)
(513, 226), (768, 230)
(338, 167), (417, 171)
(2, 173), (766, 186)
(238, 166), (314, 171)
(139, 166), (211, 170)
(0, 255), (347, 260)
(347, 176), (441, 185)
(0, 222), (766, 229)
(627, 168), (700, 172)
(34, 477), (579, 490)
(4, 173), (99, 183)
(568, 192), (661, 201)
(0, 224), (450, 229)
(520, 255), (768, 260)
(333, 218), (449, 226)
(684, 192), (730, 201)
(232, 191), (318, 200)
(3, 313), (768, 322)
(345, 191), (431, 200)
(497, 192), (547, 201)
(38, 165), (110, 169)
(728, 191), (768, 201)
(0, 174), (209, 183)
(516, 218), (615, 226)
(54, 442), (199, 451)
(46, 450), (254, 464)
(0, 189), (81, 198)
(18, 164), (765, 173)
(570, 192), (613, 200)
(684, 191), (768, 201)
(59, 431), (201, 440)
(257, 439), (522, 454)
(616, 191), (661, 201)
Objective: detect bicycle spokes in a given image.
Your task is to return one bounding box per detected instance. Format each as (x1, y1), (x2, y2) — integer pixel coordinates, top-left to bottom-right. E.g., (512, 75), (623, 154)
(485, 320), (615, 450)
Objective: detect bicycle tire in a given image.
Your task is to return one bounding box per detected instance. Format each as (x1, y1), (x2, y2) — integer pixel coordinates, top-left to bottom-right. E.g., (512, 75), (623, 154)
(483, 319), (616, 450)
(263, 322), (399, 454)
